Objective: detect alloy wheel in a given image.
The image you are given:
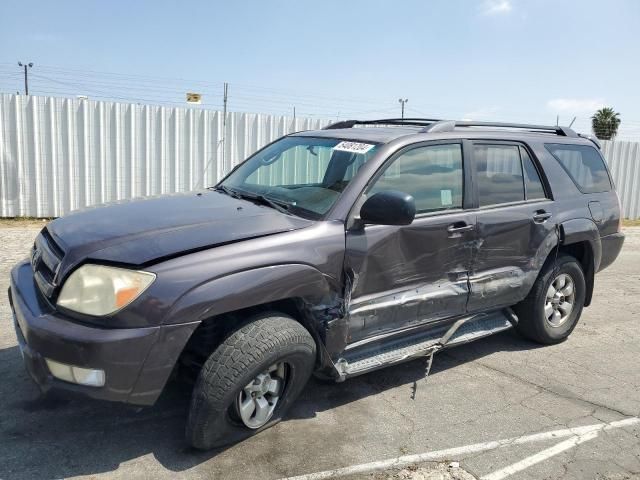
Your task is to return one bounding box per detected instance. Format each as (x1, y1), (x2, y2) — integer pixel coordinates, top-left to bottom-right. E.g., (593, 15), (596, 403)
(236, 362), (287, 429)
(544, 273), (576, 327)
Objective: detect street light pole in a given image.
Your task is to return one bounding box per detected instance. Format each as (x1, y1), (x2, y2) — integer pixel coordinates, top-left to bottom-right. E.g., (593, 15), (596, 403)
(17, 62), (33, 95)
(398, 98), (408, 119)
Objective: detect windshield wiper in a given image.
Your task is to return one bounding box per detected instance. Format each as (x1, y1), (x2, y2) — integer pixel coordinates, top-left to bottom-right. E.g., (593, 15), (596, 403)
(215, 185), (241, 198)
(244, 194), (293, 215)
(217, 186), (294, 215)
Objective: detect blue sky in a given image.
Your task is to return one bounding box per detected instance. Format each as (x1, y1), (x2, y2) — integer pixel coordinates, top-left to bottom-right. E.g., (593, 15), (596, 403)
(1, 0), (639, 138)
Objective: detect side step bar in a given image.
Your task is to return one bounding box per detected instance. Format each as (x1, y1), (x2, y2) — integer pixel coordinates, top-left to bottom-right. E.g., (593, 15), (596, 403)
(335, 309), (517, 381)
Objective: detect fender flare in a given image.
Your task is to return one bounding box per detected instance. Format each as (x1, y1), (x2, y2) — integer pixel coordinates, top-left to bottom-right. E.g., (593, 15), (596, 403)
(559, 218), (601, 306)
(163, 263), (341, 329)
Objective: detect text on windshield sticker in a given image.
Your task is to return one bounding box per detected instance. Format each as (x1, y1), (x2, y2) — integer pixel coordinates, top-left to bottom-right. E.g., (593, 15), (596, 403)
(333, 141), (375, 154)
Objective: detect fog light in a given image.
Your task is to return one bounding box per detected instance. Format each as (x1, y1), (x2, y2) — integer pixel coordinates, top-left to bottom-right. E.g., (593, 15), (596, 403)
(45, 358), (105, 387)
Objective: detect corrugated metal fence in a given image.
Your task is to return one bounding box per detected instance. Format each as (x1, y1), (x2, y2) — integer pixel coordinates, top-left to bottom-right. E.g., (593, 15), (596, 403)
(601, 141), (640, 219)
(0, 94), (330, 217)
(1, 94), (639, 218)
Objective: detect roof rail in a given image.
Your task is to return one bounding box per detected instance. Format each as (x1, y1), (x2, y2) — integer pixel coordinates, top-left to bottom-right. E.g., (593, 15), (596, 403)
(323, 118), (442, 130)
(323, 118), (580, 138)
(578, 133), (602, 149)
(422, 120), (456, 133)
(420, 120), (578, 137)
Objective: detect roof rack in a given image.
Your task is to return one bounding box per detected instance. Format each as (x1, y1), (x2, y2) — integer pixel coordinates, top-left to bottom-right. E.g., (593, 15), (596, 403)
(423, 120), (578, 137)
(323, 118), (442, 129)
(323, 117), (578, 137)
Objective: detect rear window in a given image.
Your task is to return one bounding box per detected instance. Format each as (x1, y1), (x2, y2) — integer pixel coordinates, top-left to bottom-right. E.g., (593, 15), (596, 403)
(545, 144), (611, 193)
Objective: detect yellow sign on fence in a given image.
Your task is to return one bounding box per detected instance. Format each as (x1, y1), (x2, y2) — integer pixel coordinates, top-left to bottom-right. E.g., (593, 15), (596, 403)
(186, 93), (202, 104)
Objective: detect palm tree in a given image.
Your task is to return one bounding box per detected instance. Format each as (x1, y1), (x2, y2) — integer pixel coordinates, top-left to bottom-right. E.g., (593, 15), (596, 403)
(591, 107), (621, 140)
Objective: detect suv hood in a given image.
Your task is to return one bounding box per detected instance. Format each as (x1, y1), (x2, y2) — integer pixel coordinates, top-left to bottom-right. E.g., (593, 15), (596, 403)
(47, 190), (313, 279)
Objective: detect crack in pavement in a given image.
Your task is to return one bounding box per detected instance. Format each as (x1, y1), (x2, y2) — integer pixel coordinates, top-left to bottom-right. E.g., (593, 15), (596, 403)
(443, 351), (639, 419)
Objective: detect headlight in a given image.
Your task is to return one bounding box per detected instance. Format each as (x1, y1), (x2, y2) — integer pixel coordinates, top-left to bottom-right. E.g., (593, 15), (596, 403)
(57, 264), (156, 316)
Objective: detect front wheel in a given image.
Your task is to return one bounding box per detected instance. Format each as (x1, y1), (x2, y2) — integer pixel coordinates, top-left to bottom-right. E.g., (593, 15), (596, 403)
(513, 254), (586, 344)
(186, 313), (316, 450)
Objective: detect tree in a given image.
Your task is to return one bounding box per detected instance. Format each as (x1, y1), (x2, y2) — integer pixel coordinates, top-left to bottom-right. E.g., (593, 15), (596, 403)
(591, 107), (621, 140)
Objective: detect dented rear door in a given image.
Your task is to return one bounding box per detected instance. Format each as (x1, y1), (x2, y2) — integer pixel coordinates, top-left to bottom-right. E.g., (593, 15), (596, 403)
(467, 141), (557, 312)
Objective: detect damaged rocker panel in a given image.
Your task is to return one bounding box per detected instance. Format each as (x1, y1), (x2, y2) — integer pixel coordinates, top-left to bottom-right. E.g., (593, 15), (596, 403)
(334, 308), (517, 380)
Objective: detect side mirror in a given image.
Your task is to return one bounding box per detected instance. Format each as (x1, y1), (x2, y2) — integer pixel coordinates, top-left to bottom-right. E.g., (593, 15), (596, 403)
(360, 190), (416, 226)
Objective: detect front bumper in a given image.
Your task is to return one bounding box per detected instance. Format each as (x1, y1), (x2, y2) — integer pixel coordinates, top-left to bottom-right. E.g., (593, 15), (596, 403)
(9, 261), (198, 406)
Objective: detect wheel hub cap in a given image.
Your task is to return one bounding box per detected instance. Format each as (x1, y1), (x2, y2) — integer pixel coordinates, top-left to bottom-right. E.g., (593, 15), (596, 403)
(236, 362), (287, 429)
(544, 273), (576, 327)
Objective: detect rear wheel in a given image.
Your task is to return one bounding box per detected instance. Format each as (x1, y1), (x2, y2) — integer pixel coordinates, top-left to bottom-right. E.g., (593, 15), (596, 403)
(514, 254), (586, 344)
(544, 273), (577, 328)
(186, 313), (316, 450)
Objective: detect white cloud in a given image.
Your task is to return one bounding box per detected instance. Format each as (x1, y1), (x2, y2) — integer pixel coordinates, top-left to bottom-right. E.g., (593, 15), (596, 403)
(546, 98), (605, 113)
(481, 0), (512, 15)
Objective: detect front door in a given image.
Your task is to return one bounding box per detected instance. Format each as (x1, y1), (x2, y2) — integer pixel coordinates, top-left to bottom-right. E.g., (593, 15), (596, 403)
(344, 142), (474, 344)
(467, 142), (557, 312)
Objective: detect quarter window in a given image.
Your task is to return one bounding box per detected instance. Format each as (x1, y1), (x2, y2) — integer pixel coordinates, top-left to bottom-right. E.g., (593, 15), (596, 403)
(475, 145), (524, 207)
(520, 147), (547, 200)
(368, 144), (463, 214)
(545, 144), (612, 193)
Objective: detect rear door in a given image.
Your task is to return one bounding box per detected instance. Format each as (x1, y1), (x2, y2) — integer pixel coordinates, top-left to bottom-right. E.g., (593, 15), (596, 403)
(468, 141), (557, 312)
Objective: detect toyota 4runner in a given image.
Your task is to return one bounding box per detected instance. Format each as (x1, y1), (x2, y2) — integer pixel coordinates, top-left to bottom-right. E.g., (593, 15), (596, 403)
(9, 118), (624, 449)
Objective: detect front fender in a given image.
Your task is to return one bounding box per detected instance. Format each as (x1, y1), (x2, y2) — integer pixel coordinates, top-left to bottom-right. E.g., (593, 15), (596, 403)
(163, 264), (340, 326)
(130, 265), (341, 403)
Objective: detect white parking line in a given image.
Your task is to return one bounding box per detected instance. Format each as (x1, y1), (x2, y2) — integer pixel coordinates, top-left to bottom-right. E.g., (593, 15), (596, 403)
(480, 430), (599, 480)
(280, 417), (640, 480)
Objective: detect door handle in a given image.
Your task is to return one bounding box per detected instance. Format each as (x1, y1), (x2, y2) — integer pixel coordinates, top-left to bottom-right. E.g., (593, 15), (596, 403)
(447, 222), (474, 234)
(533, 210), (552, 223)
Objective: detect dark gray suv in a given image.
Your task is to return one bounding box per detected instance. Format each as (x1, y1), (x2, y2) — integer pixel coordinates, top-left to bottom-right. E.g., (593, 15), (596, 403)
(9, 118), (624, 449)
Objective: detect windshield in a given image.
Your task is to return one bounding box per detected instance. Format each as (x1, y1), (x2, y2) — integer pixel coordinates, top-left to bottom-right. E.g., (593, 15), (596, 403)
(218, 136), (379, 218)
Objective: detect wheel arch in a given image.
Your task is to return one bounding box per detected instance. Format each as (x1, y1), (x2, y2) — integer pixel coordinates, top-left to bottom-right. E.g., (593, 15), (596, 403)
(558, 218), (601, 307)
(169, 264), (344, 379)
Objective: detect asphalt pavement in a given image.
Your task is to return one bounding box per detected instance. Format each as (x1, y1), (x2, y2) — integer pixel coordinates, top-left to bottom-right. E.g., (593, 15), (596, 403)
(1, 225), (638, 480)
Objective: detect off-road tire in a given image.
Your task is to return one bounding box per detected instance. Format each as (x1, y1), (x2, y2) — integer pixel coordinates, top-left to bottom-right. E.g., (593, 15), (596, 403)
(185, 313), (316, 450)
(514, 254), (586, 344)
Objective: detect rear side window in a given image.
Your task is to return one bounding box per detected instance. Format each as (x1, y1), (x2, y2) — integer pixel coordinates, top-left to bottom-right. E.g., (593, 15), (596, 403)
(520, 147), (547, 200)
(475, 145), (524, 206)
(545, 144), (611, 193)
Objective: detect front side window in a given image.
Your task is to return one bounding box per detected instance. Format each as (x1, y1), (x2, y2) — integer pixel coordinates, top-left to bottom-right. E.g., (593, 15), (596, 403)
(545, 144), (611, 194)
(220, 136), (379, 217)
(475, 145), (524, 207)
(368, 144), (463, 214)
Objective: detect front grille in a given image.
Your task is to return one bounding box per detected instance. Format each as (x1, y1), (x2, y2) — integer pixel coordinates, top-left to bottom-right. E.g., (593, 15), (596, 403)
(31, 229), (65, 298)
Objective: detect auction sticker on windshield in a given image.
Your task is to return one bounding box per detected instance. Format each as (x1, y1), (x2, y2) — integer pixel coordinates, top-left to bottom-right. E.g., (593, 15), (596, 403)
(333, 141), (376, 154)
